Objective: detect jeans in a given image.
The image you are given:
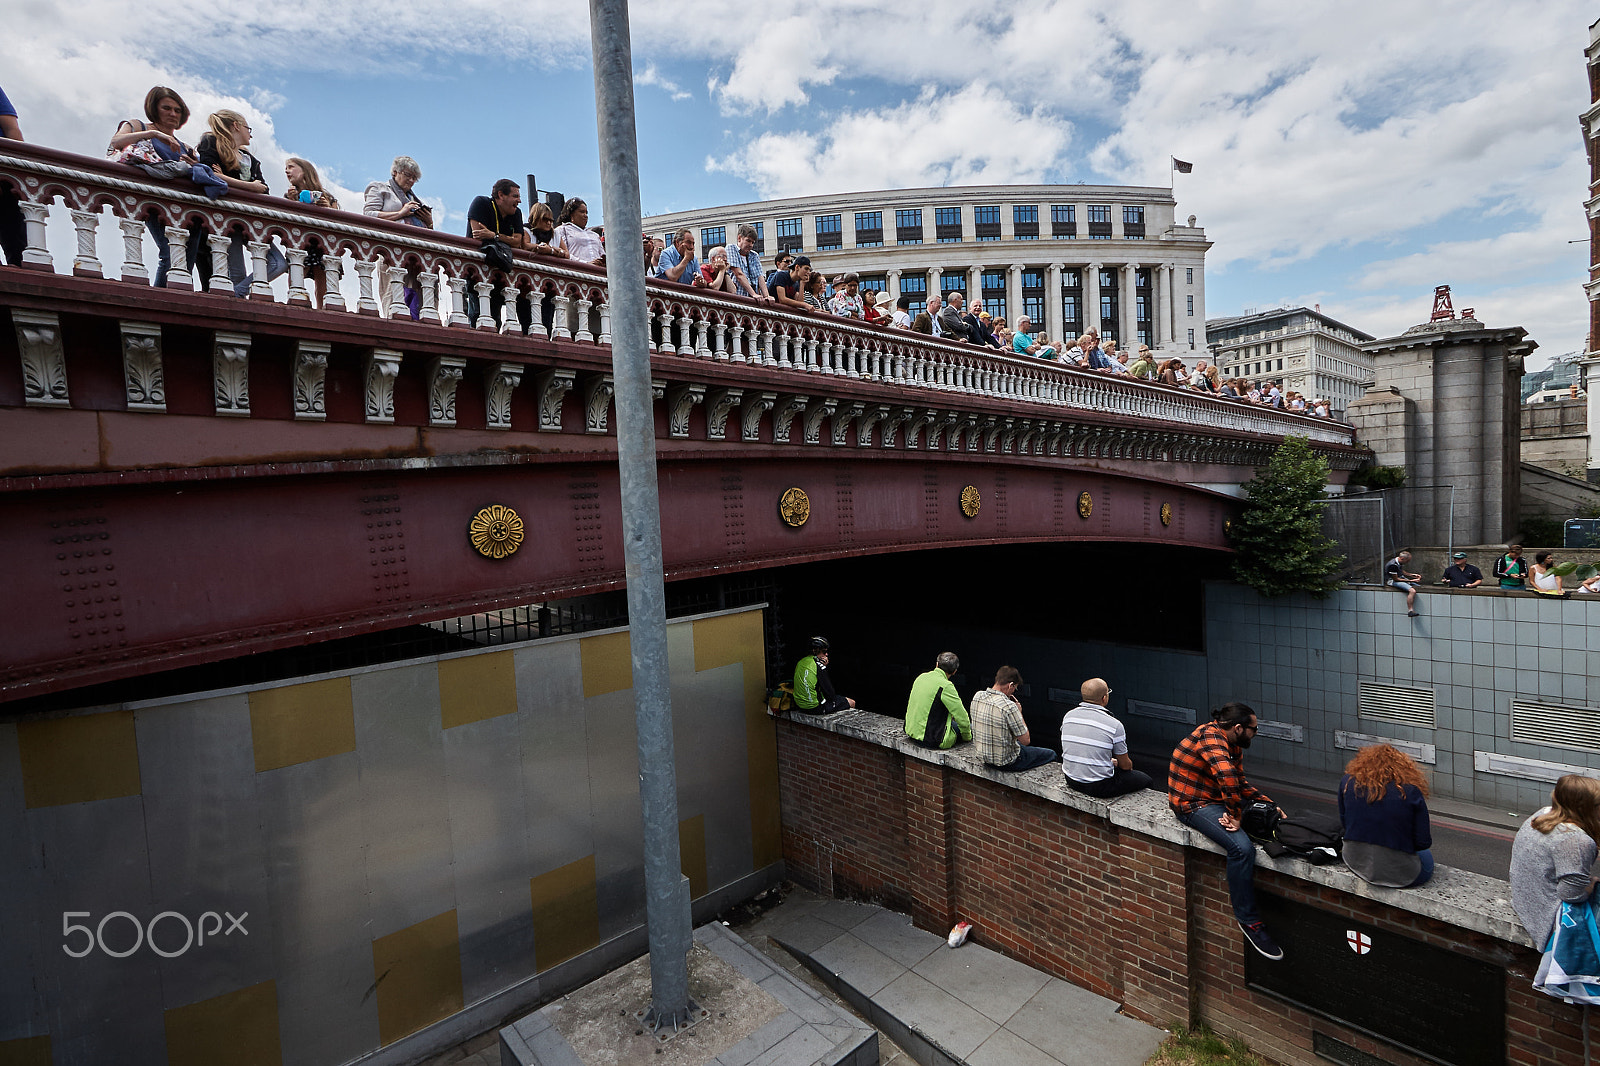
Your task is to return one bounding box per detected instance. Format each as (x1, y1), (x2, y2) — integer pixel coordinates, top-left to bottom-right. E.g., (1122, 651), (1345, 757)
(1178, 804), (1260, 924)
(1068, 767), (1153, 798)
(994, 745), (1057, 772)
(1409, 848), (1435, 888)
(0, 183), (25, 266)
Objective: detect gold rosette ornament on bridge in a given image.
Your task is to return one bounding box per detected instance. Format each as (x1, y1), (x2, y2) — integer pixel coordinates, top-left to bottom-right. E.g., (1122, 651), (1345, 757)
(779, 487), (810, 527)
(1077, 491), (1093, 519)
(1160, 502), (1173, 527)
(469, 504), (525, 559)
(960, 485), (981, 518)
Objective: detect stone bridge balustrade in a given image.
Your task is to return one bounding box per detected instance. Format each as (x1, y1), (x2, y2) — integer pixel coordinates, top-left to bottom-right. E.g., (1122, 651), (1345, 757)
(0, 139), (1358, 462)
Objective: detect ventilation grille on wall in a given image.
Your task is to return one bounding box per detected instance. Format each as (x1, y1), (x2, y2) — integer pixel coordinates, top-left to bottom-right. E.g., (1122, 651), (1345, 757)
(1511, 699), (1600, 753)
(1357, 681), (1436, 728)
(1126, 699), (1196, 725)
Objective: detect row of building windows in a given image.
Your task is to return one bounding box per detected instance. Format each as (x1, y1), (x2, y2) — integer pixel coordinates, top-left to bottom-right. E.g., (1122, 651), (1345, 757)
(692, 205), (1154, 254)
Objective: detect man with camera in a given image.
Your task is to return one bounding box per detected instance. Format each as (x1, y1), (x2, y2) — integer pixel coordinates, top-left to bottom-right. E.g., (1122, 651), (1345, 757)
(466, 179), (532, 330)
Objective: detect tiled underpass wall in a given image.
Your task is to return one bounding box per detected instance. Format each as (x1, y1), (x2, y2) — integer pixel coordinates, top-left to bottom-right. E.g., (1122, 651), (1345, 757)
(776, 713), (1581, 1066)
(0, 607), (778, 1066)
(881, 581), (1600, 811)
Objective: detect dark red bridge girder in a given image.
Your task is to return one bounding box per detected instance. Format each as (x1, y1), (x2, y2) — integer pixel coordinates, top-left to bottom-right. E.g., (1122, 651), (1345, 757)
(1, 454), (1233, 701)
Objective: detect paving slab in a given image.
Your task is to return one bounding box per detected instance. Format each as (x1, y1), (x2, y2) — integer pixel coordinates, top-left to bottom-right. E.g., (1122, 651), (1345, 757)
(809, 932), (916, 998)
(910, 940), (1050, 1025)
(873, 970), (999, 1060)
(1005, 980), (1164, 1066)
(849, 910), (945, 970)
(964, 1027), (1067, 1066)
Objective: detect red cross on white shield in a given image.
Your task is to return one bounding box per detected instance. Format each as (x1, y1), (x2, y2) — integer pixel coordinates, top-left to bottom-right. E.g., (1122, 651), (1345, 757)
(1346, 930), (1372, 954)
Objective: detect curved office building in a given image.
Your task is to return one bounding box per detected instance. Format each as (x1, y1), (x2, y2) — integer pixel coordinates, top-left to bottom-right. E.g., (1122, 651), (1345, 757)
(641, 184), (1211, 355)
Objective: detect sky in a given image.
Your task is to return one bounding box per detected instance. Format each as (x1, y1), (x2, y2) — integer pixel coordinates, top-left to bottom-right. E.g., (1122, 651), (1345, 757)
(3, 1), (1592, 369)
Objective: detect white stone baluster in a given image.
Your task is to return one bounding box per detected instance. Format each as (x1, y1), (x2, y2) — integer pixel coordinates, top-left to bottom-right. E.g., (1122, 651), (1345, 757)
(694, 315), (711, 357)
(498, 282), (519, 334)
(551, 291), (573, 339)
(69, 209), (103, 277)
(713, 319), (728, 361)
(728, 324), (745, 363)
(116, 218), (149, 283)
(776, 329), (791, 368)
(527, 287), (549, 339)
(163, 225), (191, 291)
(761, 326), (776, 367)
(445, 275), (469, 326)
(574, 295), (594, 342)
(418, 270), (440, 324)
(320, 252), (346, 311)
(675, 311), (693, 355)
(384, 265), (409, 318)
(285, 248), (310, 305)
(19, 201), (52, 269)
(353, 259), (380, 314)
(596, 300), (611, 344)
(248, 241), (274, 299)
(206, 233), (232, 295)
(652, 310), (671, 351)
(474, 279), (496, 330)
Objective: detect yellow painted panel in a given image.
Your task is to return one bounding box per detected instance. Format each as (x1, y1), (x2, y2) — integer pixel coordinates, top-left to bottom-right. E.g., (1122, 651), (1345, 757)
(371, 910), (465, 1047)
(248, 677), (356, 773)
(580, 631), (633, 699)
(163, 980), (282, 1066)
(693, 610), (782, 870)
(438, 651), (517, 730)
(529, 855), (599, 973)
(679, 814), (708, 900)
(17, 711), (140, 809)
(0, 1036), (51, 1066)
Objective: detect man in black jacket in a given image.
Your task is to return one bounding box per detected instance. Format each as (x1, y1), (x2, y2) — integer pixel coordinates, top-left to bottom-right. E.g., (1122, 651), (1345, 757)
(937, 291), (974, 342)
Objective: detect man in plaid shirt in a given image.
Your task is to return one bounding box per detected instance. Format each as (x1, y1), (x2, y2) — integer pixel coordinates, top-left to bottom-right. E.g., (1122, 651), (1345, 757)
(970, 665), (1056, 772)
(1169, 702), (1286, 961)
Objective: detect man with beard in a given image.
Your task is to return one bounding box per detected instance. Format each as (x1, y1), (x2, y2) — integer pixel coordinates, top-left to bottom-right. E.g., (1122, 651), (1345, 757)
(1169, 702), (1286, 961)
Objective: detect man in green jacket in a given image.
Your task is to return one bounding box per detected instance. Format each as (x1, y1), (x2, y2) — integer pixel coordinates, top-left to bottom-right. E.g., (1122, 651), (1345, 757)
(793, 636), (855, 714)
(905, 651), (971, 750)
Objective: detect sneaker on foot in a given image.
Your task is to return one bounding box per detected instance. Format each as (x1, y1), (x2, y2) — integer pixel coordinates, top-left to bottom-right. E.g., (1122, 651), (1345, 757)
(1240, 921), (1283, 960)
(1407, 611), (1419, 617)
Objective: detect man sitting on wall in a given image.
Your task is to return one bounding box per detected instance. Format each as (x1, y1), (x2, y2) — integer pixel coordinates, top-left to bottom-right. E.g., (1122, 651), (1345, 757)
(1385, 549), (1422, 617)
(793, 636), (855, 714)
(971, 665), (1056, 771)
(1442, 552), (1483, 588)
(1061, 677), (1150, 798)
(905, 651), (970, 750)
(1170, 702), (1286, 961)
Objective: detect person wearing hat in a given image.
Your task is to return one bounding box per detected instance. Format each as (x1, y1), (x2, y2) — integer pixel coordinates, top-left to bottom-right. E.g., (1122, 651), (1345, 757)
(793, 637), (856, 714)
(1443, 552), (1483, 588)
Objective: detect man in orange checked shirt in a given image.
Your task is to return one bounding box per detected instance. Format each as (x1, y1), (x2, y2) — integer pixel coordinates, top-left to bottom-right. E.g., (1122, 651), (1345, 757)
(1169, 702), (1286, 961)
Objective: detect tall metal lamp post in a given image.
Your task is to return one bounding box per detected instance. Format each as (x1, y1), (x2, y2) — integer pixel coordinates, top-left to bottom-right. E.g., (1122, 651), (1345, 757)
(587, 0), (694, 1030)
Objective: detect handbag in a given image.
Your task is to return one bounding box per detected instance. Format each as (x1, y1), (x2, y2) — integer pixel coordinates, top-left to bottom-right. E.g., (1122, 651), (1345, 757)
(1533, 894), (1600, 1004)
(482, 239), (515, 273)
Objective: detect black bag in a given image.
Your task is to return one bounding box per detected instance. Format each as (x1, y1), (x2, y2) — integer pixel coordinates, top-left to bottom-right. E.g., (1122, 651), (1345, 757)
(1240, 801), (1281, 844)
(1262, 810), (1344, 865)
(482, 238), (515, 273)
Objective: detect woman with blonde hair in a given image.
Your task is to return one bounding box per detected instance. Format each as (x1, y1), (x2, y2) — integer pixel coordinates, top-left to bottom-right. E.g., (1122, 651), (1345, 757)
(1511, 774), (1600, 948)
(192, 109), (271, 296)
(1338, 743), (1433, 887)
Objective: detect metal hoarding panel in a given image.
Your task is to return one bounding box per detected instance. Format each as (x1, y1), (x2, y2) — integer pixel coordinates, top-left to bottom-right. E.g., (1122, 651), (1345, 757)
(351, 663), (455, 938)
(256, 750), (377, 1066)
(135, 694), (277, 1009)
(0, 724), (46, 1044)
(442, 709), (537, 1003)
(672, 662), (755, 897)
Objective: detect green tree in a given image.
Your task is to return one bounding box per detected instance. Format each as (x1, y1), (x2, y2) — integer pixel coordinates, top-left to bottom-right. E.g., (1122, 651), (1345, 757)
(1230, 435), (1344, 598)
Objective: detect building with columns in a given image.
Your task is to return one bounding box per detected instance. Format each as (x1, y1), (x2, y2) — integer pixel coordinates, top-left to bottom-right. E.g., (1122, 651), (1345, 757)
(1581, 16), (1600, 481)
(639, 184), (1211, 354)
(1206, 306), (1375, 418)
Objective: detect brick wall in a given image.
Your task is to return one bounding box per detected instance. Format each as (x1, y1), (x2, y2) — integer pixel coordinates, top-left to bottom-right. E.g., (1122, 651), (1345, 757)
(775, 714), (1587, 1066)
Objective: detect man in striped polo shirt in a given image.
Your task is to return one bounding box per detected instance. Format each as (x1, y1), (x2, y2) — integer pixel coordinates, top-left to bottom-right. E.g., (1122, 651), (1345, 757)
(1060, 678), (1151, 798)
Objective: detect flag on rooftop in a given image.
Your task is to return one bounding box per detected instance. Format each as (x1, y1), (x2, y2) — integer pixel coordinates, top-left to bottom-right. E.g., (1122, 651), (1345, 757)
(1172, 157), (1194, 174)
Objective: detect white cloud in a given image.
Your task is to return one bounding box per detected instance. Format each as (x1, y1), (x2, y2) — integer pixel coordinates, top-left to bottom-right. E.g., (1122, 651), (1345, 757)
(707, 84), (1072, 198)
(636, 63), (692, 102)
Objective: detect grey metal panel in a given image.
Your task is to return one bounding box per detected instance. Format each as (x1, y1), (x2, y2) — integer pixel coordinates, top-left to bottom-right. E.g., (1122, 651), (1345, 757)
(352, 662), (456, 938)
(27, 795), (168, 1066)
(673, 662), (756, 896)
(257, 749), (379, 1066)
(134, 693), (278, 1008)
(442, 709), (537, 1004)
(514, 640), (594, 872)
(0, 724), (46, 1043)
(580, 684), (645, 939)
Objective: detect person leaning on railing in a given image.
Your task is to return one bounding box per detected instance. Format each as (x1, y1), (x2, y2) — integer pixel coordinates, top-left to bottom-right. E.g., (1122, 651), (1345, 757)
(554, 198), (604, 265)
(699, 245), (739, 293)
(194, 109), (282, 298)
(106, 87), (209, 287)
(0, 83), (22, 267)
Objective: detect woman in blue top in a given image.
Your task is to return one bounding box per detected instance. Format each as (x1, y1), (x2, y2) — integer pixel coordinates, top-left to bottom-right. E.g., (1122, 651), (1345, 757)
(1338, 743), (1433, 888)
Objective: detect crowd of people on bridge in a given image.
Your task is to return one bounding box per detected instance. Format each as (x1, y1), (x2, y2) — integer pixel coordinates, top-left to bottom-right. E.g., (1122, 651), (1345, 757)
(782, 637), (1600, 987)
(0, 82), (1332, 417)
(1384, 543), (1600, 617)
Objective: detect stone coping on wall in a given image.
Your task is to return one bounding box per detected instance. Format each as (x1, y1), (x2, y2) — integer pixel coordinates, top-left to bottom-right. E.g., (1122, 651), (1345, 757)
(780, 707), (1534, 949)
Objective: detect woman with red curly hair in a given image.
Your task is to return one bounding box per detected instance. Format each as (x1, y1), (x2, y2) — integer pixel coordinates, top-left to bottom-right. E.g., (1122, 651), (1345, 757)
(1338, 743), (1434, 887)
